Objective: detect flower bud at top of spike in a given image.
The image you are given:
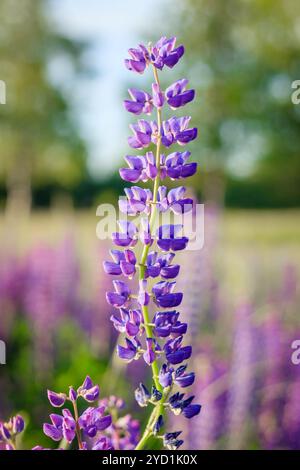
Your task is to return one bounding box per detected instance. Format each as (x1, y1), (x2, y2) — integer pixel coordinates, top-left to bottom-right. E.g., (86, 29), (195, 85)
(69, 387), (77, 402)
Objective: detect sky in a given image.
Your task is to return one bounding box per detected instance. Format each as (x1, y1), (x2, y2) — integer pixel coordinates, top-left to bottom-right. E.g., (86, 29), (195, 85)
(50, 0), (166, 178)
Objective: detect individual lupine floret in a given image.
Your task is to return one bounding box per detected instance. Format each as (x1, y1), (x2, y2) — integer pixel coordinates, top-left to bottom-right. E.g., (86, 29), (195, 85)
(103, 249), (137, 278)
(168, 392), (201, 419)
(110, 308), (143, 336)
(112, 221), (138, 247)
(161, 116), (198, 147)
(119, 150), (197, 183)
(78, 407), (112, 438)
(163, 432), (184, 450)
(106, 280), (131, 308)
(157, 225), (189, 252)
(152, 281), (183, 308)
(119, 186), (152, 215)
(124, 79), (194, 115)
(157, 186), (193, 214)
(165, 79), (195, 109)
(117, 337), (141, 362)
(145, 252), (180, 279)
(124, 88), (153, 115)
(125, 43), (149, 74)
(125, 37), (184, 74)
(153, 311), (187, 337)
(43, 410), (76, 443)
(160, 151), (197, 180)
(0, 414), (25, 450)
(164, 335), (192, 365)
(119, 152), (157, 183)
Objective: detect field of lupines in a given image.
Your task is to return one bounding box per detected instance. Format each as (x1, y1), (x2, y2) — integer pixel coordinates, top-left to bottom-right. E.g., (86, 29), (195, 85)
(0, 207), (299, 450)
(1, 35), (300, 451)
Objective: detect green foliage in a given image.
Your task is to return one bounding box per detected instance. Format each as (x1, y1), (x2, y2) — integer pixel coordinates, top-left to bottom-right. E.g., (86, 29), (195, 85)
(0, 0), (88, 198)
(163, 0), (300, 207)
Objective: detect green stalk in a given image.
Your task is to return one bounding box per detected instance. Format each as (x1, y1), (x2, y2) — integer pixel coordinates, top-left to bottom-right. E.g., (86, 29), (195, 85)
(72, 400), (83, 450)
(135, 65), (166, 450)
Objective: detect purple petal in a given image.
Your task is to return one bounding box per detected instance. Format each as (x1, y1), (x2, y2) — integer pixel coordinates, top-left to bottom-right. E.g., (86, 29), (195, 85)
(119, 168), (141, 182)
(156, 293), (183, 308)
(47, 390), (66, 408)
(43, 424), (63, 441)
(167, 90), (195, 109)
(106, 292), (127, 308)
(166, 346), (192, 364)
(117, 345), (136, 362)
(182, 404), (201, 419)
(84, 385), (100, 402)
(175, 372), (195, 388)
(103, 261), (122, 275)
(160, 264), (180, 279)
(96, 415), (112, 431)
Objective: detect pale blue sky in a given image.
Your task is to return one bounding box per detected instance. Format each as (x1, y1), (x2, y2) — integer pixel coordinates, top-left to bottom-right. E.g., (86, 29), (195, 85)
(49, 0), (168, 178)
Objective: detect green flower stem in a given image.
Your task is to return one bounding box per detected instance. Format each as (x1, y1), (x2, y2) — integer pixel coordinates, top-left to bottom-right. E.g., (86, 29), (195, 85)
(136, 65), (165, 451)
(72, 400), (83, 450)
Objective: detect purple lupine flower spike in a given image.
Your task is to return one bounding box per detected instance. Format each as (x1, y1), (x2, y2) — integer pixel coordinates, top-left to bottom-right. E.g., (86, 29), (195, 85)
(42, 377), (116, 450)
(105, 36), (201, 450)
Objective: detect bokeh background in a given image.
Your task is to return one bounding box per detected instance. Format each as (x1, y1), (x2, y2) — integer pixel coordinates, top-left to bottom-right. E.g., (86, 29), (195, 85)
(0, 0), (300, 449)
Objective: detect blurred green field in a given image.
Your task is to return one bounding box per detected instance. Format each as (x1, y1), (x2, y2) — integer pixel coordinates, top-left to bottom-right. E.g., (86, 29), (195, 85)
(2, 208), (300, 248)
(2, 208), (299, 301)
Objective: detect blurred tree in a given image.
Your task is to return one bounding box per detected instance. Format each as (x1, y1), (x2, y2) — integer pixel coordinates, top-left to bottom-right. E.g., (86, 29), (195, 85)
(164, 0), (300, 207)
(0, 0), (88, 215)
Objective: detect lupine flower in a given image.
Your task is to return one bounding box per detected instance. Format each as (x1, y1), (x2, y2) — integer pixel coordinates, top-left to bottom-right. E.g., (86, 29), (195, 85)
(78, 407), (112, 437)
(119, 187), (152, 215)
(150, 37), (184, 70)
(157, 225), (189, 252)
(160, 151), (197, 180)
(153, 311), (187, 337)
(124, 88), (153, 115)
(117, 337), (141, 362)
(160, 117), (197, 147)
(119, 153), (157, 183)
(152, 281), (183, 308)
(44, 410), (76, 443)
(95, 397), (140, 450)
(125, 37), (184, 74)
(146, 252), (180, 279)
(43, 377), (112, 450)
(110, 308), (143, 336)
(125, 44), (149, 74)
(104, 250), (137, 278)
(165, 79), (195, 109)
(112, 221), (138, 247)
(92, 436), (114, 450)
(106, 35), (201, 450)
(164, 336), (192, 364)
(153, 415), (164, 435)
(157, 186), (193, 214)
(0, 414), (25, 450)
(106, 280), (131, 308)
(163, 431), (184, 450)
